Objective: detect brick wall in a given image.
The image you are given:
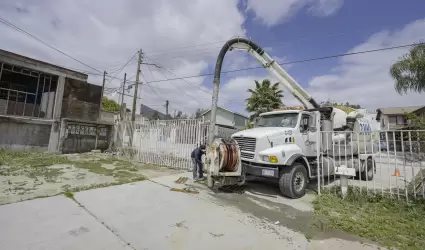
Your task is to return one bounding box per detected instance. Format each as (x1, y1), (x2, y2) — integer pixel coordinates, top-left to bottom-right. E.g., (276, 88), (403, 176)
(61, 78), (102, 121)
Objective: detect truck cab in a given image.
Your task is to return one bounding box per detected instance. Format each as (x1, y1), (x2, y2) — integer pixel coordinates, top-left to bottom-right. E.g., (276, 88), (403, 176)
(231, 110), (318, 197)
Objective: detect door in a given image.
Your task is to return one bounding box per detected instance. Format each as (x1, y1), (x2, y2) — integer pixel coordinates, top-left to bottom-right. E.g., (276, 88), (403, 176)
(300, 113), (317, 156)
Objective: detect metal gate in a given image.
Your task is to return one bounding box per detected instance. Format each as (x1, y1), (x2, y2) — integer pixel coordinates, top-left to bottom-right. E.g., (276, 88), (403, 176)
(115, 119), (238, 170)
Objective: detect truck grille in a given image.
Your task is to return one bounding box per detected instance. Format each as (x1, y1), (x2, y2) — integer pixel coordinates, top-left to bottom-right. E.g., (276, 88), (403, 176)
(233, 136), (256, 153)
(240, 152), (255, 159)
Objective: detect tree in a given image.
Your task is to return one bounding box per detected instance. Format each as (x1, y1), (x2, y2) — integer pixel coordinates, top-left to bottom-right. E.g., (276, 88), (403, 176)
(193, 108), (205, 119)
(149, 111), (160, 120)
(246, 79), (284, 120)
(320, 99), (361, 114)
(174, 110), (188, 119)
(390, 43), (425, 95)
(102, 96), (120, 112)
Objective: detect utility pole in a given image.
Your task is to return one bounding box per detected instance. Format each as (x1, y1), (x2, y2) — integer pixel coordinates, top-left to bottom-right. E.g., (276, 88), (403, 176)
(98, 70), (107, 120)
(121, 73), (126, 107)
(120, 73), (127, 121)
(131, 50), (143, 122)
(164, 100), (169, 116)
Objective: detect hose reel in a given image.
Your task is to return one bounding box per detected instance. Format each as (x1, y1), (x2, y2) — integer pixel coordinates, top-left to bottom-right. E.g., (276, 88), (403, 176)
(219, 138), (239, 172)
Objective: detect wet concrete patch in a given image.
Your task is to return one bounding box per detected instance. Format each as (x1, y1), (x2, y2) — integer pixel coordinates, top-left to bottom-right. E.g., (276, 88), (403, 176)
(207, 184), (376, 245)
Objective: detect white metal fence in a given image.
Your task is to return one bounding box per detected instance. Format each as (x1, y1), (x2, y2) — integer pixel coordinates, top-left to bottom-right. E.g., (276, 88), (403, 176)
(317, 130), (425, 201)
(114, 119), (239, 170)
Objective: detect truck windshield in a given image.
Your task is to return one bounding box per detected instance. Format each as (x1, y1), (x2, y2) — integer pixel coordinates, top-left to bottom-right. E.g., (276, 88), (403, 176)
(256, 113), (299, 128)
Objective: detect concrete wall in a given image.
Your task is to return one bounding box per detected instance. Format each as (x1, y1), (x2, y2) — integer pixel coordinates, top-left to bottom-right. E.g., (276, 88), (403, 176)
(100, 111), (119, 123)
(0, 117), (51, 151)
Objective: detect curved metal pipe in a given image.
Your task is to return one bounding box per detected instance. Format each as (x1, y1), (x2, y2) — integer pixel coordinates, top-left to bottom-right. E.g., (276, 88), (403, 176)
(207, 38), (265, 144)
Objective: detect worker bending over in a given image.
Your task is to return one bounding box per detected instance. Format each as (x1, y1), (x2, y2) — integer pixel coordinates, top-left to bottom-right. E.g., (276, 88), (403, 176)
(191, 144), (206, 181)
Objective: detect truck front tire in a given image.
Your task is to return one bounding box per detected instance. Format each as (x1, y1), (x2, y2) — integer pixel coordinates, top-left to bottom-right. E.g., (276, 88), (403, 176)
(278, 163), (308, 199)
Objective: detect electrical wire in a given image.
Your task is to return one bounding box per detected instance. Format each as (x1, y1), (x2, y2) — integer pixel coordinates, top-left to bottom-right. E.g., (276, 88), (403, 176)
(145, 42), (424, 84)
(144, 55), (214, 96)
(0, 16), (102, 74)
(105, 51), (138, 87)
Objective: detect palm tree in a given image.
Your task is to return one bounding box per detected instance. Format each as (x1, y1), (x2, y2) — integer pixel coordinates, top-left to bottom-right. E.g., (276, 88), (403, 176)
(246, 79), (284, 119)
(390, 43), (425, 94)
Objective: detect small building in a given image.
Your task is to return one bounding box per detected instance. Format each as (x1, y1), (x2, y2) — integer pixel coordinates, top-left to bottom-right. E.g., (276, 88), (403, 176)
(376, 106), (424, 131)
(201, 107), (248, 130)
(0, 49), (111, 153)
(376, 105), (425, 151)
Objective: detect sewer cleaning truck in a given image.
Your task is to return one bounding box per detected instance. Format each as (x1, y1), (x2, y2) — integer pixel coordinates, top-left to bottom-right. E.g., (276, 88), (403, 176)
(205, 37), (376, 199)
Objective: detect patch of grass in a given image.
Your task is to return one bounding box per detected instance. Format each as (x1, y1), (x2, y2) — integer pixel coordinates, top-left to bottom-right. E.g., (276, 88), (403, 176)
(313, 187), (425, 250)
(0, 150), (72, 168)
(74, 161), (114, 176)
(64, 191), (74, 199)
(27, 166), (64, 182)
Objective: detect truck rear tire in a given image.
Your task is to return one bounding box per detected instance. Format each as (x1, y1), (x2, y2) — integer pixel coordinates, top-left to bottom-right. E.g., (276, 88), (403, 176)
(278, 163), (308, 199)
(361, 158), (374, 181)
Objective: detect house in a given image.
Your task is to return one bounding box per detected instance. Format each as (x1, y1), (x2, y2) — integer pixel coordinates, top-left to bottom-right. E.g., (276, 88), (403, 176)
(376, 105), (425, 151)
(376, 106), (425, 130)
(0, 49), (112, 153)
(201, 107), (248, 130)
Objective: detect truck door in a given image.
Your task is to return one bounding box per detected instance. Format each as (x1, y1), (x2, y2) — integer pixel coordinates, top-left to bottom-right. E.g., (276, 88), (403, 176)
(300, 113), (317, 156)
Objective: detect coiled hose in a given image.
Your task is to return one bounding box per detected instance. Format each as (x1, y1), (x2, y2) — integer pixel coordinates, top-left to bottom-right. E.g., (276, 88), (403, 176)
(219, 139), (239, 172)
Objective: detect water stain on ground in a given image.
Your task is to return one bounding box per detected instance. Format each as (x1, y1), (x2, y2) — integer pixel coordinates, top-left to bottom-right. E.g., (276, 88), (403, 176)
(207, 183), (374, 245)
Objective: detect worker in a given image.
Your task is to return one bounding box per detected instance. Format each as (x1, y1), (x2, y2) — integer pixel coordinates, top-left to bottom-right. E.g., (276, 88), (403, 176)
(191, 144), (206, 180)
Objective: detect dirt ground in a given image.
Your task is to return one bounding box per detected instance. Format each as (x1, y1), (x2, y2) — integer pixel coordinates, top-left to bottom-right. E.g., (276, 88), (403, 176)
(0, 151), (184, 205)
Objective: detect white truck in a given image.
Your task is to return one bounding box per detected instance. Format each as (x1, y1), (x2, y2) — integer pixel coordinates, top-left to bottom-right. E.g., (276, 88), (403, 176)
(205, 37), (376, 198)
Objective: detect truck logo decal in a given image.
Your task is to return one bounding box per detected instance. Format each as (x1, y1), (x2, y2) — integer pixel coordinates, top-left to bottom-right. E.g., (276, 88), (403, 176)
(359, 120), (372, 135)
(284, 130), (292, 135)
(285, 137), (295, 143)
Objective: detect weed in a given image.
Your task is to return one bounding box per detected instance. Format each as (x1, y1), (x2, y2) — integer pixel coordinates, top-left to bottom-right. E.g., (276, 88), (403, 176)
(73, 161), (114, 176)
(64, 191), (74, 199)
(313, 188), (425, 250)
(0, 150), (71, 168)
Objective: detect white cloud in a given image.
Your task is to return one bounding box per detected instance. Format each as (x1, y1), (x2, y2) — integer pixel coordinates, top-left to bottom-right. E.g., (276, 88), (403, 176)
(245, 0), (343, 26)
(307, 19), (425, 111)
(0, 0), (245, 115)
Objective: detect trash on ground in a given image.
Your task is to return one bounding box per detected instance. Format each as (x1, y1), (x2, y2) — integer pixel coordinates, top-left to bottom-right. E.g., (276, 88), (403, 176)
(170, 187), (199, 194)
(174, 177), (189, 184)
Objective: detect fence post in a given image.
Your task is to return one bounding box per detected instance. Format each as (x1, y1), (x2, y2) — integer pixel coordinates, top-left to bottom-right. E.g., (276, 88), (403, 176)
(316, 112), (321, 195)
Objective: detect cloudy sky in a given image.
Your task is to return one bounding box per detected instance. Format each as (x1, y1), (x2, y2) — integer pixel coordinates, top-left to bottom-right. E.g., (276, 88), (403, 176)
(1, 0), (424, 117)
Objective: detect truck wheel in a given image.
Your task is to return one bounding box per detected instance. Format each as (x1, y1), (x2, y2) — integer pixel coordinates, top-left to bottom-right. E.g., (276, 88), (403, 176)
(361, 158), (374, 181)
(279, 163), (308, 199)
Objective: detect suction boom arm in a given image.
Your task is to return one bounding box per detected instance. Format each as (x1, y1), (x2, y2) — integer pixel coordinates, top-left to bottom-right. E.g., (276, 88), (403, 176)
(229, 38), (320, 109)
(208, 37), (320, 144)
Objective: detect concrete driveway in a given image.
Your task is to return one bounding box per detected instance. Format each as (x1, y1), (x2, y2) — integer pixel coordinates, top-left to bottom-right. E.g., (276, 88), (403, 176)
(0, 173), (382, 250)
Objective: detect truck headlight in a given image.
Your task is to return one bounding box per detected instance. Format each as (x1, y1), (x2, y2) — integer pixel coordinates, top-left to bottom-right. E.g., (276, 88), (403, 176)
(269, 156), (278, 163)
(263, 155), (278, 163)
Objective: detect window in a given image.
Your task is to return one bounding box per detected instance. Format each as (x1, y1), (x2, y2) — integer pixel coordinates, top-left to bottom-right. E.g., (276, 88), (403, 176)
(396, 115), (405, 125)
(389, 116), (397, 124)
(256, 113), (298, 128)
(300, 114), (310, 133)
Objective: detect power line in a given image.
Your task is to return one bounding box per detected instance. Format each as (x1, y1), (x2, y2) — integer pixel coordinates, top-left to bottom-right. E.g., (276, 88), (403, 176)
(105, 52), (138, 87)
(145, 55), (214, 96)
(145, 42), (423, 84)
(0, 16), (102, 74)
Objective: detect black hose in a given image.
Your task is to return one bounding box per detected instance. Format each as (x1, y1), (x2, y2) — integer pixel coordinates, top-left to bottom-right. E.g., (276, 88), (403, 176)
(212, 37), (319, 109)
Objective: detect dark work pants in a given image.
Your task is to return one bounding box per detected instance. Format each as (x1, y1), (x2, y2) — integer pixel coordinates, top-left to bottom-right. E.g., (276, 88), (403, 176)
(191, 158), (203, 179)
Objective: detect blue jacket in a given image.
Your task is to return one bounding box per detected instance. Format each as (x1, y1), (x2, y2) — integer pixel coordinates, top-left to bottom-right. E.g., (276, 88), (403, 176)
(191, 147), (204, 162)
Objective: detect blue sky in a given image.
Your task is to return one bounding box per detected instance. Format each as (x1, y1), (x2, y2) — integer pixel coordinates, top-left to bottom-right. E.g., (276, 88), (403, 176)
(0, 0), (424, 116)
